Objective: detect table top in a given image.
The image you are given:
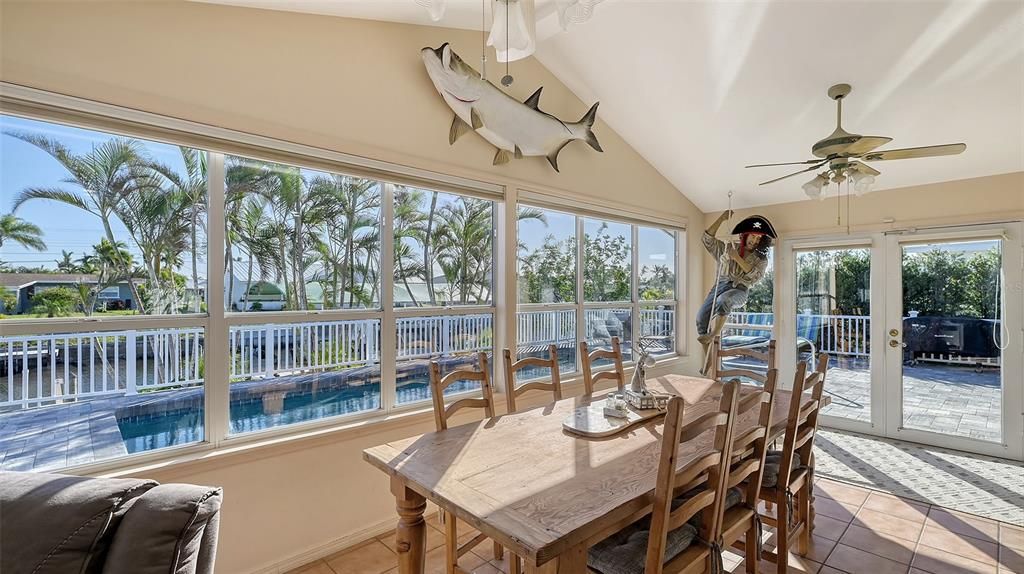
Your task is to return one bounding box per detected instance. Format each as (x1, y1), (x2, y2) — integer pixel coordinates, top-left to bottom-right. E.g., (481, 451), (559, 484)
(363, 374), (800, 564)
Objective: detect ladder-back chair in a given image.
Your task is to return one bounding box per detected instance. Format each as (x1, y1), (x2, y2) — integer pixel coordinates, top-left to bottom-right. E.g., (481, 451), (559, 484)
(719, 370), (778, 573)
(428, 354), (509, 573)
(579, 337), (626, 395)
(586, 381), (742, 574)
(502, 345), (563, 413)
(758, 354), (829, 574)
(708, 337), (776, 386)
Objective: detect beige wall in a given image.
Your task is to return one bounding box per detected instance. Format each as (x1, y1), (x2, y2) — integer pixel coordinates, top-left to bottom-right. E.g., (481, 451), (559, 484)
(702, 172), (1024, 286)
(0, 2), (707, 572)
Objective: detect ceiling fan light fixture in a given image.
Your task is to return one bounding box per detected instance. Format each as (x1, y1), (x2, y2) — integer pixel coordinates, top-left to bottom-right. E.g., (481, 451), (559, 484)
(851, 170), (876, 195)
(802, 173), (828, 200)
(488, 0), (536, 62)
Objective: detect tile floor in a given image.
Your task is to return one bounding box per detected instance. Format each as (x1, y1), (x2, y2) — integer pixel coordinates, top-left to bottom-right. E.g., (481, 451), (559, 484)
(288, 477), (1024, 574)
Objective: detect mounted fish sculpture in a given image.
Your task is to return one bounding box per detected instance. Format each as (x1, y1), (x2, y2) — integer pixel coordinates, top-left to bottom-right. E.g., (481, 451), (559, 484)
(420, 43), (602, 172)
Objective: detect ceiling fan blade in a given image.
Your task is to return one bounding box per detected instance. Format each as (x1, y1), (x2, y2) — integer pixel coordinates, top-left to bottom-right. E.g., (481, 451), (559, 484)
(863, 143), (966, 162)
(745, 159), (821, 168)
(758, 161), (828, 186)
(850, 161), (880, 176)
(843, 135), (893, 156)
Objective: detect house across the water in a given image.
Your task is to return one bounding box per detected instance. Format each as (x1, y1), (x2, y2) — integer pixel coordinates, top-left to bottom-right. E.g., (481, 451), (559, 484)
(0, 273), (138, 314)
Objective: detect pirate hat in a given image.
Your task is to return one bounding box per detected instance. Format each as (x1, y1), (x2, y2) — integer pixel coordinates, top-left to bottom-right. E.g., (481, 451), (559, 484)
(731, 215), (777, 239)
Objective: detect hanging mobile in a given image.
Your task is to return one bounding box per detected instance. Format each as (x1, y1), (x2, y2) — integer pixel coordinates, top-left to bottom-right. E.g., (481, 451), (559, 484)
(500, 0), (514, 86)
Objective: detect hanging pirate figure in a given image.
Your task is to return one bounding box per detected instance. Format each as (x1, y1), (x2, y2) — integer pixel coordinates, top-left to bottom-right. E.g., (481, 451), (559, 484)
(697, 211), (778, 375)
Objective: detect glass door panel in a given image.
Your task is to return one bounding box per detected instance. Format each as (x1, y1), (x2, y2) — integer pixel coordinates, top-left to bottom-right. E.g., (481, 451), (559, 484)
(795, 248), (872, 423)
(898, 239), (1003, 443)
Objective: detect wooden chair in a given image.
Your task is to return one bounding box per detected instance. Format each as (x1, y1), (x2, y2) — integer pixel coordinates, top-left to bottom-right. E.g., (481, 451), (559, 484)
(719, 370), (778, 573)
(428, 353), (509, 573)
(579, 336), (626, 395)
(502, 344), (563, 413)
(586, 380), (742, 574)
(708, 337), (776, 386)
(757, 354), (829, 574)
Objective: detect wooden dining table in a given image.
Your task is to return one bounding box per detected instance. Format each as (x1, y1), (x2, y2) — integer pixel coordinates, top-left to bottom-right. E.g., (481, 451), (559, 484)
(363, 374), (824, 574)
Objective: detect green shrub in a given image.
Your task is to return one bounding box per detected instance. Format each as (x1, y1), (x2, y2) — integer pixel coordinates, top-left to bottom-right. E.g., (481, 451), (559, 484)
(30, 287), (82, 317)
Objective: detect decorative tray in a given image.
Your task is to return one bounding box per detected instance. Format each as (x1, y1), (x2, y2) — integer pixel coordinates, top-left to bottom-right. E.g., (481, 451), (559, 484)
(562, 397), (666, 438)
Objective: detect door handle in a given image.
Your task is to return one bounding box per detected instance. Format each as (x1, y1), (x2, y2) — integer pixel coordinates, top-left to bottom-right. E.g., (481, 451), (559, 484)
(889, 339), (905, 348)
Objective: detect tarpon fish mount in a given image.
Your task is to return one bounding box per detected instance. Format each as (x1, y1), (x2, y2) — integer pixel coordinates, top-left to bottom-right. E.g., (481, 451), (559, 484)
(420, 43), (602, 172)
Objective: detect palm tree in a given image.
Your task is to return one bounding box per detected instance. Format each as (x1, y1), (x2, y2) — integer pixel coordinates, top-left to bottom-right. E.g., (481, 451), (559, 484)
(0, 213), (46, 252)
(233, 197), (279, 311)
(393, 187), (428, 306)
(309, 174), (381, 308)
(79, 239), (133, 315)
(151, 147), (207, 312)
(433, 197), (493, 303)
(224, 158), (269, 305)
(55, 249), (76, 272)
(5, 132), (153, 313)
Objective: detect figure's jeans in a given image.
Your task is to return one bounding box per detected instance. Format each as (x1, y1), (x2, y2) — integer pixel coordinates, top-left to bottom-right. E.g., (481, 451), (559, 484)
(696, 279), (749, 336)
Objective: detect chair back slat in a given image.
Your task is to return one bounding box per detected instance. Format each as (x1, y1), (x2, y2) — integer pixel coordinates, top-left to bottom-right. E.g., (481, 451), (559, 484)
(724, 370), (778, 513)
(502, 345), (562, 413)
(579, 337), (626, 394)
(644, 381), (741, 574)
(429, 352), (495, 431)
(709, 338), (776, 386)
(777, 354), (829, 489)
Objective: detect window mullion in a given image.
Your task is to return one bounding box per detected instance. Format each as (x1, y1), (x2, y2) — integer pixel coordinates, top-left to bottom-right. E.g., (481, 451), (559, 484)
(205, 151), (229, 447)
(380, 183), (397, 413)
(575, 216), (585, 373)
(632, 224), (640, 358)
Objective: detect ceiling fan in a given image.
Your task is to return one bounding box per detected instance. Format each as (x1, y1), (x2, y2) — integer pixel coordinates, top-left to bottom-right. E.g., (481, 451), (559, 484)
(747, 83), (966, 198)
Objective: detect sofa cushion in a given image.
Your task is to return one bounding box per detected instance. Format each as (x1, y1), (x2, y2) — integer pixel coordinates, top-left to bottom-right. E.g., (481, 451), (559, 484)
(102, 483), (223, 574)
(0, 470), (157, 574)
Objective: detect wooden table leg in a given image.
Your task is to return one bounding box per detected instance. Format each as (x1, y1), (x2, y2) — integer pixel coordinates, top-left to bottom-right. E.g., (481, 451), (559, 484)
(392, 476), (427, 574)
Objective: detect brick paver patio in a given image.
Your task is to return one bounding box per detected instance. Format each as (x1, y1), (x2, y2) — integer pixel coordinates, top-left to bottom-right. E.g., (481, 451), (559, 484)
(822, 356), (1002, 442)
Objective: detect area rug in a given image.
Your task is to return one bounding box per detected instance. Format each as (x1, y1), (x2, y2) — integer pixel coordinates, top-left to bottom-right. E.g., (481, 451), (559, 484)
(813, 428), (1024, 525)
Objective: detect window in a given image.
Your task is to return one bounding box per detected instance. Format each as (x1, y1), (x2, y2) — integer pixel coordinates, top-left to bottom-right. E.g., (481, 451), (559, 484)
(224, 155), (384, 433)
(516, 206), (577, 381)
(393, 188), (496, 404)
(1, 115), (208, 469)
(515, 205), (680, 382)
(225, 157), (382, 312)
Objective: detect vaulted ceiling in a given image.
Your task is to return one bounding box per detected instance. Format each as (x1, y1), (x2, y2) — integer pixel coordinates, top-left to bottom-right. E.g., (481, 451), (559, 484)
(196, 0), (1024, 211)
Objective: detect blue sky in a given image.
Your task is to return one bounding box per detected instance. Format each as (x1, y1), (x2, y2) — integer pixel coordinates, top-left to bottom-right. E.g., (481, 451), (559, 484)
(1, 114), (192, 271)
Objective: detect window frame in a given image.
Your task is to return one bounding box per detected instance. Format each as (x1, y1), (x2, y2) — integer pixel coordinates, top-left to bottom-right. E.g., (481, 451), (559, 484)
(0, 83), (687, 474)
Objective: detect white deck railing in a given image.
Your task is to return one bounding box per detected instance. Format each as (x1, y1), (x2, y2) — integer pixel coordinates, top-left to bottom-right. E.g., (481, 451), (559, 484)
(727, 311), (871, 356)
(229, 320), (379, 381)
(1, 328), (204, 408)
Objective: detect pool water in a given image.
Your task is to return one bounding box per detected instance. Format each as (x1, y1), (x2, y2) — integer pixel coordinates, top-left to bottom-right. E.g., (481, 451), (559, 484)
(115, 369), (486, 453)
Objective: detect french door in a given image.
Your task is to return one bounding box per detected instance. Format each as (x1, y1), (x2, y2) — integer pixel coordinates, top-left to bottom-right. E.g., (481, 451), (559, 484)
(781, 223), (1023, 460)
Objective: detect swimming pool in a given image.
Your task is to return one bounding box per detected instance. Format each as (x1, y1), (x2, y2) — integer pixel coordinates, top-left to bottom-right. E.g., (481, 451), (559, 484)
(116, 365), (480, 453)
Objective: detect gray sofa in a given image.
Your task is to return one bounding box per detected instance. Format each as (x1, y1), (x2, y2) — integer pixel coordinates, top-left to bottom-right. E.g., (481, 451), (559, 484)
(0, 470), (222, 574)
